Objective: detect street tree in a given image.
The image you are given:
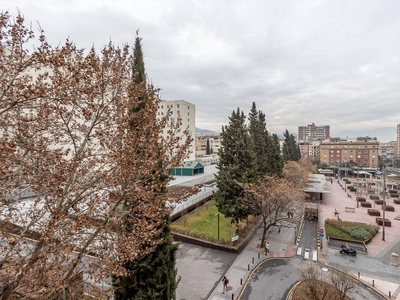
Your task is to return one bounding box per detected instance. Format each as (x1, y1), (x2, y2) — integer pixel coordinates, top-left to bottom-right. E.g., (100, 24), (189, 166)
(240, 170), (306, 248)
(0, 11), (191, 299)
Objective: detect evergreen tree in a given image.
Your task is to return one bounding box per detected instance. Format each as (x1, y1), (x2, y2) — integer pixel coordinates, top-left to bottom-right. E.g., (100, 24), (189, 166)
(214, 108), (257, 225)
(282, 129), (300, 162)
(248, 102), (269, 178)
(206, 138), (211, 155)
(248, 102), (283, 177)
(114, 34), (178, 300)
(114, 216), (178, 300)
(268, 133), (284, 176)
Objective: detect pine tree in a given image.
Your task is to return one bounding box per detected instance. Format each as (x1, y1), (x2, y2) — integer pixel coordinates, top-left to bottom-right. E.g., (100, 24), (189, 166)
(268, 133), (284, 176)
(214, 108), (256, 225)
(114, 34), (178, 300)
(248, 102), (269, 178)
(282, 129), (300, 162)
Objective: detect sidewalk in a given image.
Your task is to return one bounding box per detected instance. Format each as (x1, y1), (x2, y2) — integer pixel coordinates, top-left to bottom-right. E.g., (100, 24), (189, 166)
(206, 176), (400, 300)
(207, 225), (297, 300)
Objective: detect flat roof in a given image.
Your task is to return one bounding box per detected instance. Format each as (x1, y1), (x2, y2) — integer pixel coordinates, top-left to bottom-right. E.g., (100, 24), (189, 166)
(303, 174), (331, 194)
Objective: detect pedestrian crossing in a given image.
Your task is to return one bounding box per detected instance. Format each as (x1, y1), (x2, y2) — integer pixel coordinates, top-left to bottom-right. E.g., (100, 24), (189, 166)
(296, 247), (318, 261)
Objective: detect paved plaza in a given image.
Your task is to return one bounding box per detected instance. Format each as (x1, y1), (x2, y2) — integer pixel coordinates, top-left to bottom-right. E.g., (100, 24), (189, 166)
(175, 170), (400, 300)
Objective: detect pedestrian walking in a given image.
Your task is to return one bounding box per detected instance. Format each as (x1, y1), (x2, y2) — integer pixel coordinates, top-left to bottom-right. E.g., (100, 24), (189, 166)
(265, 241), (270, 255)
(222, 275), (229, 293)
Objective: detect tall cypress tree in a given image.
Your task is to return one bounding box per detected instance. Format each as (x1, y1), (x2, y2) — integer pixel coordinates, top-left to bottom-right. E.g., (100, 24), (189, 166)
(114, 34), (178, 300)
(214, 108), (257, 225)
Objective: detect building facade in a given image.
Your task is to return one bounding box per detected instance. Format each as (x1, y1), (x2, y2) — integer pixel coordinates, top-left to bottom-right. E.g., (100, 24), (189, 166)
(157, 100), (196, 161)
(319, 137), (379, 170)
(379, 141), (397, 165)
(298, 123), (330, 141)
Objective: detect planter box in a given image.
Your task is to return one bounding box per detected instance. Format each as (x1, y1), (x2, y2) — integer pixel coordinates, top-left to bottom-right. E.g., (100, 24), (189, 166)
(349, 188), (356, 192)
(368, 209), (381, 216)
(370, 195), (380, 201)
(389, 189), (398, 194)
(356, 197), (366, 202)
(375, 200), (386, 205)
(384, 205), (395, 212)
(367, 190), (375, 194)
(376, 218), (391, 227)
(390, 193), (399, 199)
(360, 202), (372, 208)
(394, 199), (400, 205)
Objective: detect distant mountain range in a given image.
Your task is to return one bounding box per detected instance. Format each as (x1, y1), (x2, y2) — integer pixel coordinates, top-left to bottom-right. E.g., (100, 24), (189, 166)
(195, 127), (220, 136)
(332, 127), (397, 143)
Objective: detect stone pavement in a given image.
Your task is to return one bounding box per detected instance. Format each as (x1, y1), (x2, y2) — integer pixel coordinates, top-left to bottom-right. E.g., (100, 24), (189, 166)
(206, 225), (297, 300)
(205, 176), (400, 300)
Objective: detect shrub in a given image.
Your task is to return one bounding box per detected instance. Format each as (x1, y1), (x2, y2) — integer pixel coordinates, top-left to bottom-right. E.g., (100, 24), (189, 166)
(325, 218), (379, 242)
(341, 226), (378, 241)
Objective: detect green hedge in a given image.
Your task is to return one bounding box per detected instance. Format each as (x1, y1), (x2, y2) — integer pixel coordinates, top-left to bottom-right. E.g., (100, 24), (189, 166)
(325, 219), (379, 242)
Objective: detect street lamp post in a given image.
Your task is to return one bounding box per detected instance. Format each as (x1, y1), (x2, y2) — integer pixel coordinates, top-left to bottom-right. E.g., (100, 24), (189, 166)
(215, 213), (220, 241)
(344, 159), (347, 192)
(382, 167), (386, 241)
(356, 156), (360, 208)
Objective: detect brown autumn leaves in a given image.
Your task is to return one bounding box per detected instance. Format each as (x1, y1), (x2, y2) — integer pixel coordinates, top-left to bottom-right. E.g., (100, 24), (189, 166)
(0, 11), (191, 299)
(240, 159), (313, 247)
(0, 11), (314, 299)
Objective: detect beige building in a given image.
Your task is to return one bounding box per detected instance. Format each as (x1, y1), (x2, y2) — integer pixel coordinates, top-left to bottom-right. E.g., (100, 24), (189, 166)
(319, 137), (379, 170)
(196, 135), (221, 156)
(379, 141), (397, 165)
(298, 123), (330, 141)
(157, 100), (196, 161)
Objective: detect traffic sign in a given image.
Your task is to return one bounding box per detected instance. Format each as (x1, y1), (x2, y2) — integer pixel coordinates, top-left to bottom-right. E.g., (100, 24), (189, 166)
(319, 233), (324, 238)
(319, 228), (324, 233)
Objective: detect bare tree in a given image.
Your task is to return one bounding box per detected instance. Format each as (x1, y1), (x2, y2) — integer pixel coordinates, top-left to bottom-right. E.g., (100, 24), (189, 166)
(0, 11), (192, 299)
(240, 161), (308, 247)
(300, 265), (330, 300)
(330, 270), (355, 300)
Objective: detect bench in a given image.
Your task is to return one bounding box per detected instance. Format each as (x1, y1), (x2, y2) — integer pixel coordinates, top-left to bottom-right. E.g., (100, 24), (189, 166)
(345, 207), (355, 213)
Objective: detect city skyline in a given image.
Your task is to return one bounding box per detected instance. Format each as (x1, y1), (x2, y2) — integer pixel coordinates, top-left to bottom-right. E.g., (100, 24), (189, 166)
(4, 1), (400, 139)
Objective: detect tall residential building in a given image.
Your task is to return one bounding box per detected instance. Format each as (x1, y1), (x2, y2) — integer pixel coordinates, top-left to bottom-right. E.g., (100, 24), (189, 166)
(397, 123), (400, 157)
(378, 141), (397, 165)
(298, 123), (330, 141)
(319, 137), (379, 170)
(157, 100), (196, 161)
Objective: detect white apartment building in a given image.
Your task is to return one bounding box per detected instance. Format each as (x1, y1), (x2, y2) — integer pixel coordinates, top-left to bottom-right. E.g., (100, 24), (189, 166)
(157, 100), (196, 162)
(397, 123), (400, 157)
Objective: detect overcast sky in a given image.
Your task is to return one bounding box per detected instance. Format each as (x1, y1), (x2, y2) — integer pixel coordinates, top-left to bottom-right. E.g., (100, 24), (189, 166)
(3, 1), (400, 140)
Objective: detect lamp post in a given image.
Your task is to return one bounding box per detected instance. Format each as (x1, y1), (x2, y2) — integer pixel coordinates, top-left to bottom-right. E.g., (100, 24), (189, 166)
(382, 167), (386, 241)
(357, 155), (360, 208)
(344, 159), (347, 192)
(215, 213), (220, 241)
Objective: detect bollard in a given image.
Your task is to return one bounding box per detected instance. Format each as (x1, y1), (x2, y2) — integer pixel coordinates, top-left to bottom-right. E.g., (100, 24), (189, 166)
(372, 279), (374, 286)
(248, 264), (250, 271)
(252, 257), (254, 264)
(258, 253), (260, 259)
(389, 291), (391, 298)
(231, 294), (234, 300)
(358, 272), (360, 278)
(240, 278), (243, 285)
